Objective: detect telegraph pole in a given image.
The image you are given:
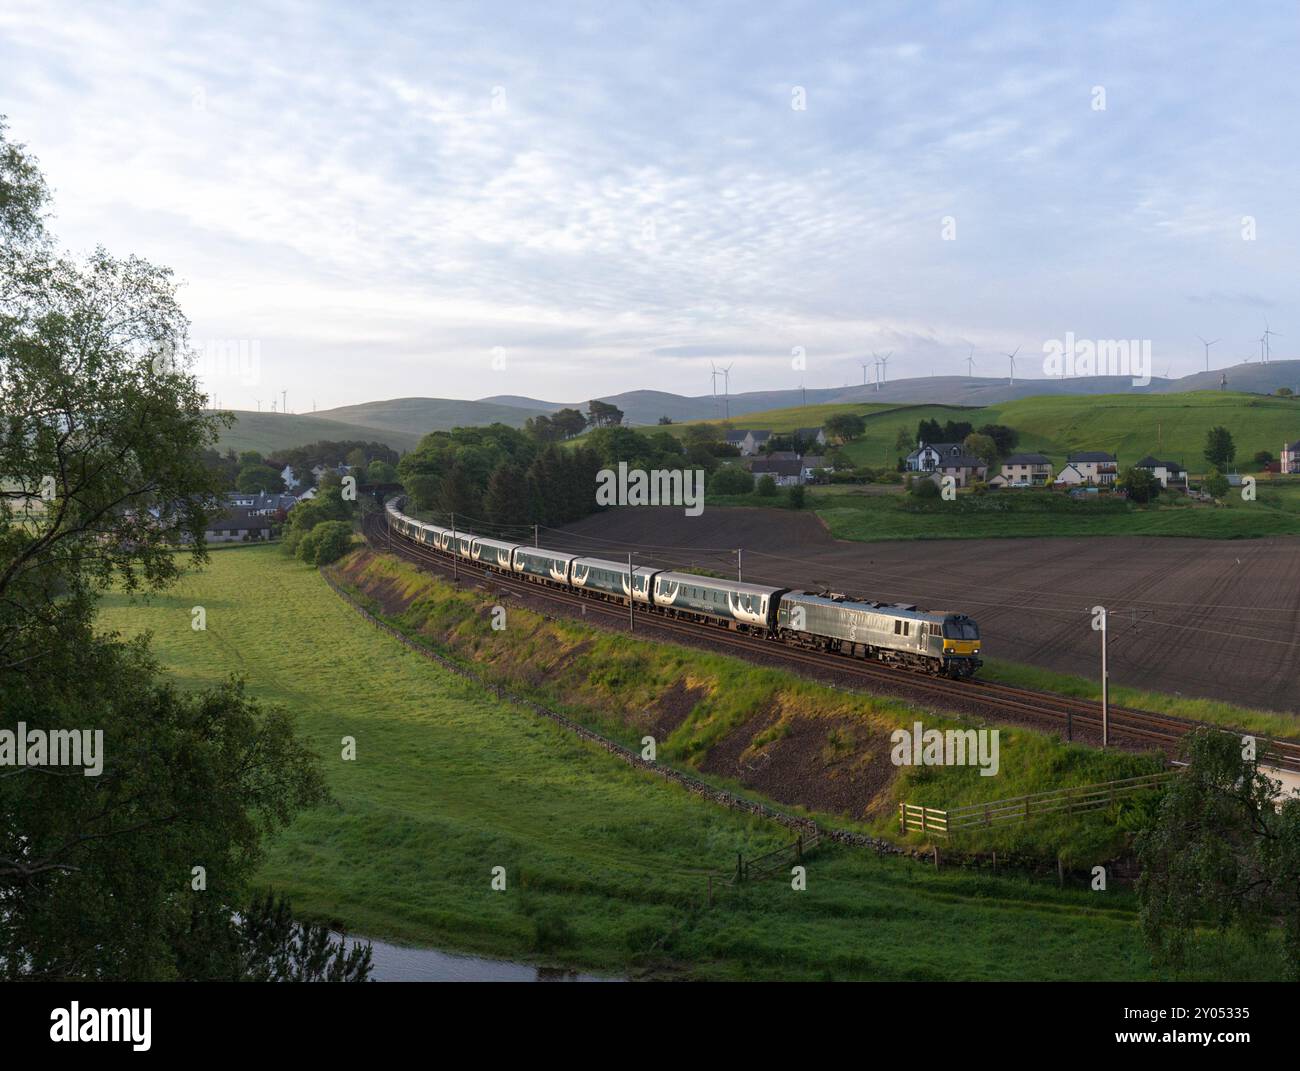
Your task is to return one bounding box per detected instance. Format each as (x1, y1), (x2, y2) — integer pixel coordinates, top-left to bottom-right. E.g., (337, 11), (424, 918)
(451, 512), (458, 582)
(736, 548), (743, 582)
(1100, 608), (1109, 748)
(534, 523), (538, 548)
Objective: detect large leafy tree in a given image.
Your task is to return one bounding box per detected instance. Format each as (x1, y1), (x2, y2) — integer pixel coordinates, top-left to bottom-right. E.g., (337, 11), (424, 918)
(1137, 728), (1300, 979)
(1, 118), (333, 980)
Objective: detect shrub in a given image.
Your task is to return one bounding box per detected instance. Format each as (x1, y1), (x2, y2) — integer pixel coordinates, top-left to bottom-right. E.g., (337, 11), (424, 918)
(755, 474), (777, 497)
(786, 484), (806, 509)
(708, 465), (755, 495)
(910, 476), (940, 499)
(311, 520), (355, 565)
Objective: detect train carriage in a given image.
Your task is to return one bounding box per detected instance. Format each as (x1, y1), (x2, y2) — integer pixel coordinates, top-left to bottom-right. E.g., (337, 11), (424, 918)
(570, 557), (659, 604)
(471, 536), (518, 570)
(651, 572), (786, 631)
(513, 545), (578, 584)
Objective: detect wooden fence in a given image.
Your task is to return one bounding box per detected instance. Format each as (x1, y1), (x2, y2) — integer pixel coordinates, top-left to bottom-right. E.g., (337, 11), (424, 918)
(706, 825), (820, 905)
(899, 771), (1178, 838)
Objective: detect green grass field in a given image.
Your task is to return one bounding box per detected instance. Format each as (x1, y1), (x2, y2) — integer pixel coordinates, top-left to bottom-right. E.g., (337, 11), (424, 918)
(92, 545), (1286, 979)
(674, 391), (1300, 475)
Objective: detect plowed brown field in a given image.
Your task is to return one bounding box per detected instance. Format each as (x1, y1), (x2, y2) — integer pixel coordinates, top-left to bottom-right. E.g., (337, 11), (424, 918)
(547, 506), (1300, 716)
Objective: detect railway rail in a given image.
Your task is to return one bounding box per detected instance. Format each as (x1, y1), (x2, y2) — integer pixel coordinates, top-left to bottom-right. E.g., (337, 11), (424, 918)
(360, 510), (1300, 775)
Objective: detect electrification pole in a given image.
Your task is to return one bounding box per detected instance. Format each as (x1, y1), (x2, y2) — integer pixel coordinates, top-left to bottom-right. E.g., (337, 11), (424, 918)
(628, 551), (635, 632)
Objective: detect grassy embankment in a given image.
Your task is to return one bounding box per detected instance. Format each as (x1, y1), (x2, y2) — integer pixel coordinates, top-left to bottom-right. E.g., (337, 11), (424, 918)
(95, 544), (1288, 979)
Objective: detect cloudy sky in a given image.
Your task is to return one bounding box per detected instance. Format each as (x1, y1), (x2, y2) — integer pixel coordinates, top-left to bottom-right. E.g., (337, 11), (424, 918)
(2, 1), (1296, 411)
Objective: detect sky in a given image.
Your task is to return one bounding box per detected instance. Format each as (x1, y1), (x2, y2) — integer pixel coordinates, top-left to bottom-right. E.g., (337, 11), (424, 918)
(2, 0), (1297, 412)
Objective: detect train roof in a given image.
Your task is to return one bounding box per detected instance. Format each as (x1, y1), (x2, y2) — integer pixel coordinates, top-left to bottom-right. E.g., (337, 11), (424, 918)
(472, 535), (518, 550)
(514, 544), (580, 563)
(654, 571), (786, 598)
(780, 590), (959, 619)
(572, 556), (661, 578)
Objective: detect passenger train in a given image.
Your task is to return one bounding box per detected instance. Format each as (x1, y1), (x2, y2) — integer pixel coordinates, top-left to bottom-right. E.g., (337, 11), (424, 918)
(384, 498), (982, 678)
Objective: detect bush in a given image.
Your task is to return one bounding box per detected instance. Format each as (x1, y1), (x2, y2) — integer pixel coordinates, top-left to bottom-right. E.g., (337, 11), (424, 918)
(708, 465), (755, 495)
(755, 474), (777, 497)
(910, 476), (940, 499)
(311, 520), (355, 565)
(787, 484), (806, 509)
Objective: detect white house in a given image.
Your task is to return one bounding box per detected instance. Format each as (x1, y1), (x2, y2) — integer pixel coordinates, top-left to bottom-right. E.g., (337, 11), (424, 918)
(906, 442), (965, 473)
(1065, 451), (1118, 486)
(1134, 456), (1188, 489)
(1282, 440), (1300, 474)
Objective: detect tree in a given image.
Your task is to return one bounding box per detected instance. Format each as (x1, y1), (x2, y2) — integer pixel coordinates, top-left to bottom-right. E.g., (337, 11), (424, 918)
(977, 423), (1020, 455)
(305, 520), (354, 565)
(1, 121), (328, 979)
(236, 890), (373, 982)
(1204, 425), (1236, 471)
(551, 407), (588, 439)
(236, 463), (285, 493)
(657, 415), (673, 425)
(365, 459), (398, 483)
(894, 425), (913, 453)
(1137, 728), (1300, 979)
(942, 420), (973, 442)
(484, 461), (529, 526)
(586, 399), (624, 428)
(708, 466), (754, 495)
(962, 432), (998, 467)
(1203, 467), (1229, 499)
(1253, 450), (1274, 468)
(917, 418), (943, 444)
(824, 413), (865, 444)
(1118, 466), (1161, 504)
(755, 474), (777, 497)
(1276, 387), (1293, 397)
(786, 484), (806, 509)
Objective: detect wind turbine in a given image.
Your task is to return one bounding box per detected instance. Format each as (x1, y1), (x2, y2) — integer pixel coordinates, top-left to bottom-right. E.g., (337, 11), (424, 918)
(875, 350), (892, 389)
(1264, 321), (1281, 364)
(966, 345), (976, 380)
(719, 363), (733, 420)
(1196, 334), (1218, 373)
(1005, 346), (1020, 386)
(860, 361), (871, 387)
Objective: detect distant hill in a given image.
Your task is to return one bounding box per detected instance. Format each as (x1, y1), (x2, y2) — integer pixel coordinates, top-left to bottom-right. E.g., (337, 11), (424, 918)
(212, 411), (424, 456)
(232, 360), (1300, 453)
(483, 360), (1300, 427)
(314, 396), (552, 435)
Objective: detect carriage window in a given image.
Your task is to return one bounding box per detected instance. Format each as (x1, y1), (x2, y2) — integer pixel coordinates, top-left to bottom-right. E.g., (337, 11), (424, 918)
(894, 620), (902, 634)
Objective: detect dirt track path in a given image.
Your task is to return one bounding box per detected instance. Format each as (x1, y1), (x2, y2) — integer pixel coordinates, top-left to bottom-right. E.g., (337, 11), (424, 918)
(548, 507), (1300, 717)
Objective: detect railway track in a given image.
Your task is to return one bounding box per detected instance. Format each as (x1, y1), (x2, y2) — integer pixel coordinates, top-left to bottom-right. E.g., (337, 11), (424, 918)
(360, 511), (1300, 774)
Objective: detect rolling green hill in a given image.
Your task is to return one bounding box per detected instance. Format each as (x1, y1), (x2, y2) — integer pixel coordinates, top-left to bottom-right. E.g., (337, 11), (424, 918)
(667, 391), (1300, 474)
(212, 411), (424, 456)
(314, 396), (551, 435)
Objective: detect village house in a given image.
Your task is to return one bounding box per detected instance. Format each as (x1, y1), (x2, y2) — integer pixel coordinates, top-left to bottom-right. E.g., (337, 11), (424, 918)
(204, 508), (275, 543)
(750, 457), (804, 486)
(1133, 455), (1188, 490)
(800, 455), (831, 483)
(926, 454), (987, 489)
(227, 491), (297, 515)
(1064, 451), (1118, 486)
(792, 427), (827, 449)
(1281, 440), (1300, 474)
(905, 441), (965, 473)
(988, 452), (1053, 488)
